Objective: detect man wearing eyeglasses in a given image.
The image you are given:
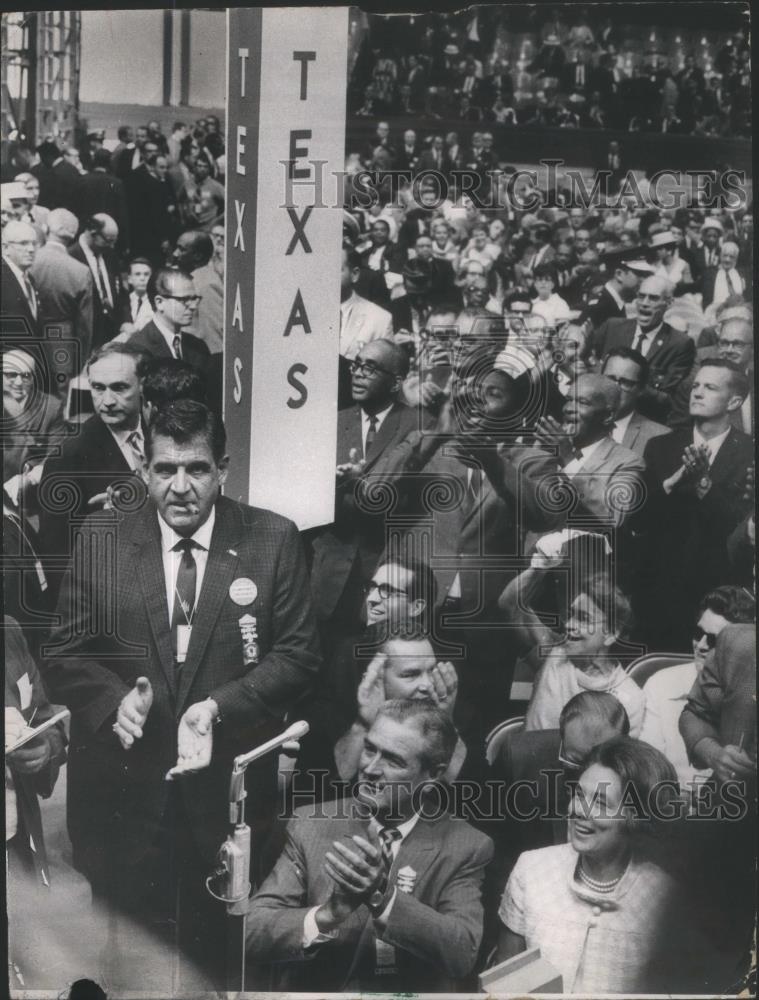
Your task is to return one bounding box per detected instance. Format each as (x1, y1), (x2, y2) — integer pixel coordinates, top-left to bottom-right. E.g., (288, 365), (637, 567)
(601, 347), (670, 457)
(129, 268), (210, 373)
(310, 338), (418, 641)
(69, 214), (122, 352)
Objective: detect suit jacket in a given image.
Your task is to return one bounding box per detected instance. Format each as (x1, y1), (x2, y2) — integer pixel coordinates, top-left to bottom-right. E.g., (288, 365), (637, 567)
(29, 242), (95, 374)
(2, 391), (68, 483)
(1, 258), (39, 339)
(668, 347), (754, 433)
(5, 617), (67, 884)
(129, 319), (211, 372)
(310, 402), (420, 620)
(42, 495), (320, 885)
(679, 624), (755, 766)
(246, 801), (493, 992)
(69, 242), (121, 350)
(339, 293), (394, 359)
(520, 436), (646, 531)
(582, 285), (626, 331)
(618, 410), (670, 457)
(595, 318), (696, 422)
(75, 170), (129, 249)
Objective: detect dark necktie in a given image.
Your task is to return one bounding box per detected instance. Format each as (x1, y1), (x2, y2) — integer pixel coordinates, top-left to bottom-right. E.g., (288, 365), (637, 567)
(133, 294), (144, 322)
(724, 268), (737, 296)
(173, 335), (183, 360)
(633, 328), (650, 354)
(364, 416), (378, 458)
(126, 430), (144, 470)
(171, 538), (197, 663)
(379, 826), (402, 874)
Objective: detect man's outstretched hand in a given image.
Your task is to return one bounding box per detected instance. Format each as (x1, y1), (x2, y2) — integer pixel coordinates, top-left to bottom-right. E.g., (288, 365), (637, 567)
(166, 699), (219, 778)
(113, 677), (153, 749)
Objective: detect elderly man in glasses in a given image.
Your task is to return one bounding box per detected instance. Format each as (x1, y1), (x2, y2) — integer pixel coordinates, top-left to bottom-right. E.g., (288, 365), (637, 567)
(129, 267), (210, 373)
(640, 584), (755, 792)
(309, 338), (418, 643)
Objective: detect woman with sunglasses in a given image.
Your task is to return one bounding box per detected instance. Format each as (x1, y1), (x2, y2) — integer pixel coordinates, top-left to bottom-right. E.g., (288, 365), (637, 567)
(495, 736), (711, 993)
(640, 585), (755, 791)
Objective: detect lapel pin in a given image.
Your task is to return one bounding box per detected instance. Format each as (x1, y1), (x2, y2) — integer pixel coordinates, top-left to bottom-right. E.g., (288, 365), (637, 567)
(396, 865), (417, 893)
(229, 577), (257, 605)
(238, 613), (259, 666)
(228, 548), (238, 557)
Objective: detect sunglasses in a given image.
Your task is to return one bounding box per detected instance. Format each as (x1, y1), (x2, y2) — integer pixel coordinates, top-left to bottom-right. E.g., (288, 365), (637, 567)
(693, 625), (718, 649)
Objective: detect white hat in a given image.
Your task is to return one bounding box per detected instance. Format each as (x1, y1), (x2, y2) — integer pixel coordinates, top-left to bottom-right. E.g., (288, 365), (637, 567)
(1, 347), (37, 373)
(701, 218), (724, 234)
(649, 230), (679, 248)
(1, 181), (30, 203)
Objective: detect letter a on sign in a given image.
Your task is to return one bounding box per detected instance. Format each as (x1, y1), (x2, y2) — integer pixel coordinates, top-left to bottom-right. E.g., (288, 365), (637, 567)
(283, 289), (312, 336)
(232, 284), (244, 331)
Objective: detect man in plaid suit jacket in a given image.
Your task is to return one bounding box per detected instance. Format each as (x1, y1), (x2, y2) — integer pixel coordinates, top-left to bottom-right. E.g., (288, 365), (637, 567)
(42, 399), (320, 986)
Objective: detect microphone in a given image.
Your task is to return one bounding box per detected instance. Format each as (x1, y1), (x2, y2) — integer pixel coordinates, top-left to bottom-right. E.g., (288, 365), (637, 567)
(232, 720), (310, 772)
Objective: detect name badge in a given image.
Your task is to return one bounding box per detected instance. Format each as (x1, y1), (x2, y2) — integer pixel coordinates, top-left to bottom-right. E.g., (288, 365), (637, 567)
(17, 672), (33, 711)
(176, 624), (192, 663)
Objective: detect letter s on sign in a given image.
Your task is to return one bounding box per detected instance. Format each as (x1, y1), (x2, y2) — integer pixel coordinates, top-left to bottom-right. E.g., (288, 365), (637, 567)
(233, 357), (243, 403)
(286, 363), (308, 409)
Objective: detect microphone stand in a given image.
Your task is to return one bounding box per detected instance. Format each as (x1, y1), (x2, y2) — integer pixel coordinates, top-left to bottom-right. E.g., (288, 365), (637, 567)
(207, 721), (309, 995)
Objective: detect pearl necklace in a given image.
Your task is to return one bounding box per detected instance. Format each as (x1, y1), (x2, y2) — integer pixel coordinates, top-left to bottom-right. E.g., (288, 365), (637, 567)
(576, 859), (625, 893)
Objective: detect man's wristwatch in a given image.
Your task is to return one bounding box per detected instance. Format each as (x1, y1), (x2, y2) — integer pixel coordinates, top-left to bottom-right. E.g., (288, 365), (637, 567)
(367, 876), (390, 916)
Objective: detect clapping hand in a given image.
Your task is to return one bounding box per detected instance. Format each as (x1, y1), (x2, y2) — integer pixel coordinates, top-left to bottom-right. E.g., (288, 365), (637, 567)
(430, 661), (457, 717)
(535, 415), (575, 465)
(530, 530), (569, 570)
(318, 829), (385, 930)
(166, 699), (217, 778)
(113, 677), (153, 749)
(681, 444), (711, 481)
(357, 653), (388, 728)
(336, 448), (366, 483)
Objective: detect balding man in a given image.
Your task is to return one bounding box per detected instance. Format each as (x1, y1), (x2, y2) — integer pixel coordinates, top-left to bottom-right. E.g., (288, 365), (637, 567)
(173, 230), (223, 355)
(70, 214), (122, 350)
(594, 274), (696, 423)
(129, 268), (210, 373)
(29, 208), (95, 387)
(1, 221), (40, 346)
(702, 241), (745, 310)
(310, 338), (418, 639)
(526, 372), (646, 528)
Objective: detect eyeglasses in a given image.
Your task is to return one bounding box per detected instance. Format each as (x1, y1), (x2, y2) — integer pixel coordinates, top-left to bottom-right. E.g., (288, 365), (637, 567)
(717, 338), (750, 350)
(366, 580), (408, 600)
(351, 358), (393, 378)
(5, 239), (36, 248)
(165, 294), (202, 304)
(604, 374), (640, 390)
(693, 625), (718, 649)
(3, 370), (33, 381)
(557, 739), (584, 771)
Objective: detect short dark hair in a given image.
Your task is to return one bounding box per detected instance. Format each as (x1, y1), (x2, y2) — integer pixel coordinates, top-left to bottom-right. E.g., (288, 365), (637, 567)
(143, 358), (206, 409)
(344, 247), (362, 271)
(128, 256), (152, 271)
(502, 288), (533, 312)
(68, 979), (107, 1000)
(377, 543), (437, 626)
(368, 338), (410, 379)
(697, 357), (750, 399)
(533, 262), (557, 283)
(179, 231), (214, 268)
(92, 148), (113, 171)
(602, 346), (649, 385)
(699, 585), (755, 623)
(582, 736), (678, 830)
(173, 120), (187, 132)
(117, 125), (132, 142)
(154, 267), (193, 299)
(146, 400), (226, 464)
(86, 341), (149, 378)
(374, 699), (457, 774)
(581, 574), (634, 639)
(559, 691), (631, 738)
(179, 136), (196, 160)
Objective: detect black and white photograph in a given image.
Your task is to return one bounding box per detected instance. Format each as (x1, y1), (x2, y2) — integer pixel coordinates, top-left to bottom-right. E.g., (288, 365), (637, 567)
(1, 3), (755, 997)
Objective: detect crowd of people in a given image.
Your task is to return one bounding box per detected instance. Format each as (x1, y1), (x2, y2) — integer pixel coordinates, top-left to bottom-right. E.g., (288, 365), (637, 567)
(350, 9), (751, 137)
(2, 29), (756, 1000)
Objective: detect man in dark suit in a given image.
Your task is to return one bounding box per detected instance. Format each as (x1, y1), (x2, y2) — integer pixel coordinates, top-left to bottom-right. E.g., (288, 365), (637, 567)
(582, 248), (651, 332)
(29, 208), (94, 391)
(594, 275), (696, 423)
(75, 148), (129, 252)
(38, 342), (149, 602)
(636, 359), (754, 649)
(247, 700), (493, 992)
(42, 399), (320, 989)
(395, 128), (421, 174)
(601, 348), (671, 457)
(310, 338), (419, 639)
(129, 267), (210, 373)
(69, 214), (122, 351)
(2, 220), (40, 337)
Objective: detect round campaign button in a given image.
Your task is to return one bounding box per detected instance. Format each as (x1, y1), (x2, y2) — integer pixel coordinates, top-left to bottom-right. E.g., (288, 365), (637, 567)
(229, 577), (257, 605)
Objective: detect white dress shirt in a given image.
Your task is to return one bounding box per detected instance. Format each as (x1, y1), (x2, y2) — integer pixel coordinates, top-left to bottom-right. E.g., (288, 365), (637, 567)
(157, 507), (215, 626)
(302, 813), (420, 949)
(693, 425), (730, 465)
(361, 404), (393, 455)
(129, 290), (154, 329)
(611, 411), (634, 445)
(562, 437), (605, 478)
(3, 256), (37, 316)
(108, 424), (145, 472)
(152, 313), (182, 358)
(631, 322), (662, 358)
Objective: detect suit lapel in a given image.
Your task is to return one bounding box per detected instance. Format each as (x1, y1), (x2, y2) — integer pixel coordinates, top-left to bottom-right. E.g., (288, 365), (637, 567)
(132, 511), (178, 698)
(364, 405), (402, 469)
(709, 428), (742, 485)
(579, 436), (615, 476)
(622, 414), (641, 452)
(645, 326), (669, 364)
(176, 501), (244, 713)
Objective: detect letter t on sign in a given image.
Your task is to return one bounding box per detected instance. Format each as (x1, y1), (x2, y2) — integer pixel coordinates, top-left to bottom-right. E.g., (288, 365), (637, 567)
(239, 48), (249, 97)
(293, 51), (316, 100)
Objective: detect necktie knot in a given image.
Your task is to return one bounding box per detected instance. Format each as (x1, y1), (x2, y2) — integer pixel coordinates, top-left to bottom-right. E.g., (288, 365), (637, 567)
(173, 335), (183, 360)
(379, 826), (402, 869)
(172, 537), (198, 555)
